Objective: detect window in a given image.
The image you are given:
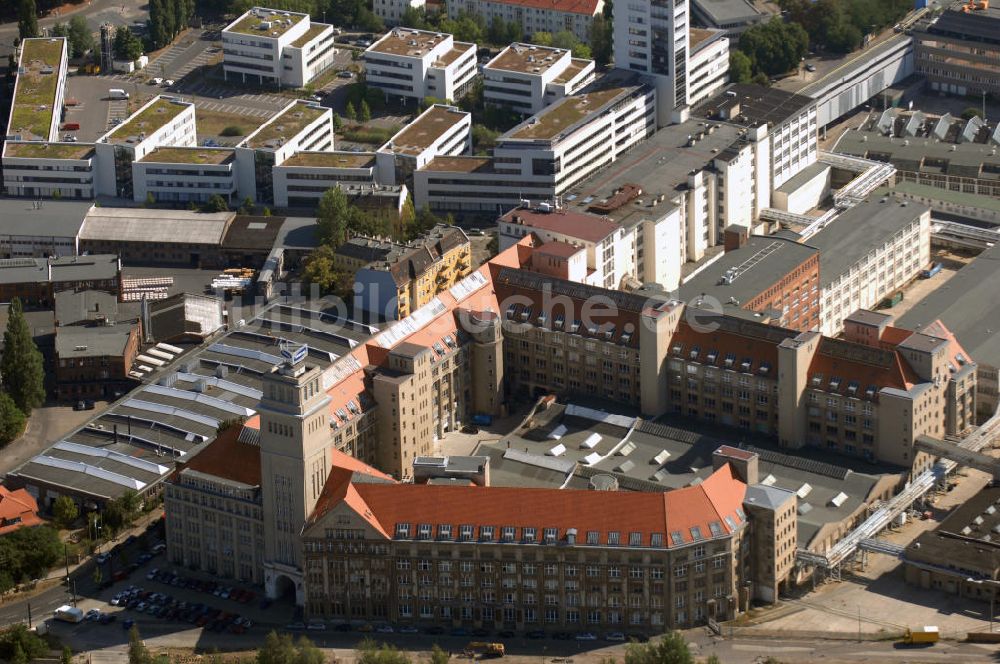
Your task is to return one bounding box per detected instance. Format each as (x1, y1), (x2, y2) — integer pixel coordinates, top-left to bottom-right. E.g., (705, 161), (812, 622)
(651, 533), (664, 548)
(629, 532), (642, 546)
(523, 527), (536, 543)
(417, 524), (431, 539)
(502, 526), (515, 542)
(544, 528), (557, 543)
(587, 531), (599, 545)
(459, 525), (473, 541)
(480, 526), (494, 541)
(608, 531), (620, 546)
(438, 524), (452, 539)
(395, 523), (410, 538)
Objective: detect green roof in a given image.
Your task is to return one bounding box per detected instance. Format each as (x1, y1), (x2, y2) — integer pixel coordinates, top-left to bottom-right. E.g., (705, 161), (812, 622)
(245, 103), (327, 149)
(8, 38), (66, 141)
(105, 98), (190, 144)
(140, 147), (235, 165)
(505, 86), (630, 141)
(281, 151), (375, 168)
(290, 23), (329, 48)
(226, 8), (307, 37)
(3, 142), (94, 160)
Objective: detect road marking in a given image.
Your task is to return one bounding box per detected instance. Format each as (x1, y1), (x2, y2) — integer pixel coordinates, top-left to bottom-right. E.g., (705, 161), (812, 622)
(731, 645), (813, 653)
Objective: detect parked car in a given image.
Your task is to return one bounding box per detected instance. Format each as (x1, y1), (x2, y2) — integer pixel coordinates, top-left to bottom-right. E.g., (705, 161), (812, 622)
(164, 79), (175, 87)
(357, 624), (375, 632)
(337, 70), (353, 79)
(151, 77), (163, 85)
(306, 620), (326, 631)
(605, 632), (626, 642)
(527, 630), (546, 639)
(805, 63), (817, 72)
(576, 632), (597, 641)
(376, 624), (394, 633)
(399, 626), (419, 634)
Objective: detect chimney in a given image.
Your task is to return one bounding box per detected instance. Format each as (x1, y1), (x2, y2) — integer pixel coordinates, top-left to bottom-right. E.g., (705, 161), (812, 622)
(712, 446), (758, 485)
(723, 225), (749, 252)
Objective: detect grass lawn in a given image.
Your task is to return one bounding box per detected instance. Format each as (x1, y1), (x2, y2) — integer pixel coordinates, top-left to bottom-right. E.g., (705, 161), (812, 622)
(195, 109), (255, 138)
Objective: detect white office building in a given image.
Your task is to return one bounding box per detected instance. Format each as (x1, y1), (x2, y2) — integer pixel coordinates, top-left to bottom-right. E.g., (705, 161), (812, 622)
(222, 7), (336, 88)
(273, 152), (378, 208)
(94, 96), (198, 199)
(133, 147), (238, 205)
(363, 29), (477, 102)
(414, 74), (656, 214)
(235, 100), (334, 204)
(376, 104), (472, 186)
(483, 43), (595, 115)
(2, 143), (96, 199)
(687, 28), (729, 106)
(6, 37), (69, 143)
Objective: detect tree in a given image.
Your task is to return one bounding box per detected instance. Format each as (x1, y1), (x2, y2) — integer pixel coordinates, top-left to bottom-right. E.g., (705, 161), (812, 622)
(257, 631), (324, 664)
(531, 31), (553, 46)
(316, 187), (351, 247)
(52, 495), (78, 529)
(0, 392), (25, 446)
(429, 645), (449, 664)
(737, 18), (809, 78)
(590, 16), (613, 67)
(128, 626), (151, 664)
(360, 99), (372, 123)
(962, 107), (982, 120)
(345, 101), (357, 123)
(0, 625), (48, 662)
(356, 639), (411, 664)
(239, 196), (256, 215)
(1, 298), (45, 416)
(729, 50), (753, 83)
(552, 30), (591, 59)
(17, 0), (38, 40)
(113, 27), (144, 62)
(332, 113), (343, 132)
(204, 194), (230, 213)
(623, 633), (693, 664)
(67, 16), (96, 58)
(62, 646), (73, 664)
(10, 642), (27, 664)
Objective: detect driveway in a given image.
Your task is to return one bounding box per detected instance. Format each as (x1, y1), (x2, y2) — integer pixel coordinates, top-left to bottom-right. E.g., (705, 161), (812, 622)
(0, 402), (107, 476)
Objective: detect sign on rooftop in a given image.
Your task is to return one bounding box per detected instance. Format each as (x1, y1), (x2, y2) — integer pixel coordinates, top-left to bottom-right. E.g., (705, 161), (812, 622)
(280, 340), (308, 365)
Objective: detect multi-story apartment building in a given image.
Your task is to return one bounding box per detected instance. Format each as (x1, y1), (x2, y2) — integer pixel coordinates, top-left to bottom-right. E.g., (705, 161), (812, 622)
(687, 29), (729, 106)
(809, 197), (931, 337)
(94, 96), (198, 200)
(133, 147), (238, 205)
(5, 37), (68, 142)
(376, 105), (472, 187)
(445, 0), (604, 43)
(414, 74), (656, 213)
(834, 109), (1000, 201)
(222, 7), (336, 88)
(483, 43), (595, 115)
(913, 0), (1000, 98)
(373, 0), (427, 25)
(235, 100), (333, 204)
(363, 29), (478, 102)
(338, 224), (472, 319)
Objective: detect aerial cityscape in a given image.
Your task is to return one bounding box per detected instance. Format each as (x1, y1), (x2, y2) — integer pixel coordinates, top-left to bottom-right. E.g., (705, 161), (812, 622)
(0, 0), (999, 662)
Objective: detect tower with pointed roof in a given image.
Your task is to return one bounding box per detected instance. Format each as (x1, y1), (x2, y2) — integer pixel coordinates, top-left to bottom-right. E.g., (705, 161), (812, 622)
(258, 341), (331, 603)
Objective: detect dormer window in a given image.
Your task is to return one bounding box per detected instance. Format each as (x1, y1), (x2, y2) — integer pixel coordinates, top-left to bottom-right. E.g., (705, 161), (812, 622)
(417, 524), (431, 539)
(438, 524), (452, 539)
(628, 532), (642, 547)
(523, 527), (536, 543)
(480, 525), (494, 541)
(586, 531), (599, 545)
(459, 524), (473, 541)
(608, 531), (620, 546)
(395, 523), (410, 539)
(724, 352), (736, 368)
(543, 527), (557, 543)
(501, 526), (515, 542)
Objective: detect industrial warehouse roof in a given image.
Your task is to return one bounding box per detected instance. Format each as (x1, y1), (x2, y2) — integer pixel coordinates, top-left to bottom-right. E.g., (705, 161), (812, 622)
(807, 195), (928, 288)
(55, 322), (136, 358)
(918, 1), (1000, 44)
(79, 208), (235, 245)
(475, 400), (898, 549)
(691, 0), (763, 25)
(896, 242), (1000, 371)
(0, 255), (119, 285)
(0, 199), (92, 239)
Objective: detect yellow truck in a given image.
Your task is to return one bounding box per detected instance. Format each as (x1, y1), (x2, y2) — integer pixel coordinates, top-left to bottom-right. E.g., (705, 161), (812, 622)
(903, 626), (940, 644)
(464, 642), (505, 658)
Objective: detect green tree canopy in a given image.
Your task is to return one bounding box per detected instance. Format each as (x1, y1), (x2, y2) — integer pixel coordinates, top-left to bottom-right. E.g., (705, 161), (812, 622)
(1, 298), (45, 416)
(52, 495), (78, 529)
(737, 18), (809, 78)
(258, 631), (325, 664)
(590, 16), (613, 66)
(316, 187), (351, 247)
(0, 392), (26, 446)
(356, 638), (410, 664)
(128, 625), (151, 664)
(531, 31), (553, 46)
(17, 0), (38, 40)
(623, 633), (694, 664)
(0, 624), (48, 662)
(113, 27), (144, 62)
(204, 194), (230, 213)
(301, 245), (349, 296)
(729, 50), (753, 83)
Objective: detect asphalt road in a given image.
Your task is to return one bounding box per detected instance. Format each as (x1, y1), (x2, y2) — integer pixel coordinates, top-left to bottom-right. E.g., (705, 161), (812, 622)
(0, 0), (146, 60)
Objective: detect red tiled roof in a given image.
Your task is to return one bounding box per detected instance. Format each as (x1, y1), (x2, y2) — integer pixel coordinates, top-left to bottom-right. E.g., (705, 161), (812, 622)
(309, 464), (747, 548)
(483, 0), (601, 15)
(500, 208), (619, 244)
(179, 423), (261, 486)
(671, 319), (785, 370)
(809, 337), (916, 392)
(0, 485), (42, 534)
(535, 240), (582, 259)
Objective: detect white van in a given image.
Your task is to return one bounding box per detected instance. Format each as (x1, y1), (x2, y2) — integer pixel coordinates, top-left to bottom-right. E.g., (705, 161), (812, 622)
(108, 88), (129, 100)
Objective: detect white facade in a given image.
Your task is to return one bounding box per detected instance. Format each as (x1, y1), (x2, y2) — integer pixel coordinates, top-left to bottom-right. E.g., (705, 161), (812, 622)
(614, 0), (690, 124)
(770, 101), (818, 190)
(710, 126), (770, 234)
(133, 148), (238, 204)
(445, 0), (603, 43)
(6, 37), (69, 143)
(2, 144), (96, 199)
(817, 207), (930, 337)
(94, 97), (198, 199)
(483, 43), (595, 115)
(273, 152), (378, 208)
(373, 0), (426, 25)
(414, 80), (656, 213)
(377, 104), (472, 186)
(235, 101), (334, 204)
(687, 31), (729, 106)
(222, 7), (336, 88)
(363, 29), (477, 102)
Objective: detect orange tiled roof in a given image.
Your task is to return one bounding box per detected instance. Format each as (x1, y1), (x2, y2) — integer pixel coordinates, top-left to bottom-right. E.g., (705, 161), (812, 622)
(0, 485), (42, 534)
(179, 422), (262, 486)
(310, 463), (747, 548)
(485, 0), (601, 15)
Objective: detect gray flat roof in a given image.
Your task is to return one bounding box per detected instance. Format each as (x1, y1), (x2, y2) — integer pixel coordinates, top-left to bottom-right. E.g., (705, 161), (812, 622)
(80, 208), (235, 245)
(55, 323), (134, 357)
(678, 235), (817, 307)
(807, 195), (927, 287)
(475, 401), (896, 548)
(0, 199), (92, 239)
(563, 119), (742, 227)
(691, 0), (763, 24)
(896, 242), (1000, 370)
(0, 254), (119, 285)
(775, 161), (829, 195)
(834, 127), (1000, 178)
(694, 83), (815, 129)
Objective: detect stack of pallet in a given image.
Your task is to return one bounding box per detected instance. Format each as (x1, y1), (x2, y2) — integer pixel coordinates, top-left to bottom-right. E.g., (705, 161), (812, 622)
(211, 268), (255, 296)
(121, 276), (173, 302)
